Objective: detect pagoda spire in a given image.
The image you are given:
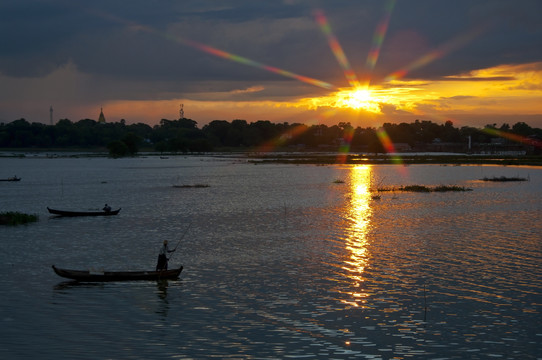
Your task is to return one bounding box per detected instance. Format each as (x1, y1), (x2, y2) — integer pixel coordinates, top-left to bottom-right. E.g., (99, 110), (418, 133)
(98, 107), (106, 123)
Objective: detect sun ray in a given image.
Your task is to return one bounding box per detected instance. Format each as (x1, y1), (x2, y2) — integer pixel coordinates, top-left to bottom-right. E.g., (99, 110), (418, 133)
(482, 128), (542, 149)
(366, 0), (396, 73)
(385, 22), (492, 82)
(86, 7), (335, 90)
(314, 9), (361, 89)
(312, 3), (397, 113)
(180, 38), (335, 89)
(255, 124), (309, 153)
(376, 128), (403, 165)
(337, 126), (355, 164)
(255, 110), (336, 153)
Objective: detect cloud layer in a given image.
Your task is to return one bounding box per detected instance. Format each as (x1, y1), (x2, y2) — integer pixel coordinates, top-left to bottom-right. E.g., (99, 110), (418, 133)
(1, 0), (541, 127)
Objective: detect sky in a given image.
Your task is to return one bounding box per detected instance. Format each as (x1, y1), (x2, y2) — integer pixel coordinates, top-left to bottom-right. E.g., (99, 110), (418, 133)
(1, 0), (542, 129)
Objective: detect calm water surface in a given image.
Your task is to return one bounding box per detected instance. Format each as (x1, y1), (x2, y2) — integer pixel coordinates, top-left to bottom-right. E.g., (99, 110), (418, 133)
(1, 155), (541, 359)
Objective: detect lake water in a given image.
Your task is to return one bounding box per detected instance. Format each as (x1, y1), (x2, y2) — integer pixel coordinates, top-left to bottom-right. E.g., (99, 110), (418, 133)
(1, 155), (541, 359)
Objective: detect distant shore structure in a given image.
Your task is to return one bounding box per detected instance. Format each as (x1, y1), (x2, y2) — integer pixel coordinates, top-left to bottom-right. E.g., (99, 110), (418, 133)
(98, 107), (106, 123)
(179, 103), (184, 119)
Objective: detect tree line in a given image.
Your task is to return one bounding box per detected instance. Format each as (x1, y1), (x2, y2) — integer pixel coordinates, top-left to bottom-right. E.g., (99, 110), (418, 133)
(1, 117), (541, 156)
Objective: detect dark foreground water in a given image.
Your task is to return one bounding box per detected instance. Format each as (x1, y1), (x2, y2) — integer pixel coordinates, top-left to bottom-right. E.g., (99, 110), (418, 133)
(1, 155), (541, 359)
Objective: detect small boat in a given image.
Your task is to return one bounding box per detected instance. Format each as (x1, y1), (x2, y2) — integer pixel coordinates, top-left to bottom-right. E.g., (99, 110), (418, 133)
(47, 207), (121, 216)
(0, 176), (21, 181)
(52, 265), (183, 282)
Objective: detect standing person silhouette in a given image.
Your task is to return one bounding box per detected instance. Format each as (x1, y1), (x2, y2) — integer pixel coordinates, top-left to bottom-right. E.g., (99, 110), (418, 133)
(156, 240), (175, 271)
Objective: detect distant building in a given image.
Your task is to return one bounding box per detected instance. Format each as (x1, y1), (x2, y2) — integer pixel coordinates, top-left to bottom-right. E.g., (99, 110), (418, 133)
(98, 108), (106, 123)
(393, 143), (412, 152)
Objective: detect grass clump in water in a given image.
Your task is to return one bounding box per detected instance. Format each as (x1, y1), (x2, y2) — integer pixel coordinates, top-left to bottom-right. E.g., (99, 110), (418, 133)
(433, 185), (472, 192)
(173, 184), (210, 188)
(377, 184), (472, 193)
(0, 211), (39, 225)
(402, 185), (431, 192)
(481, 176), (528, 182)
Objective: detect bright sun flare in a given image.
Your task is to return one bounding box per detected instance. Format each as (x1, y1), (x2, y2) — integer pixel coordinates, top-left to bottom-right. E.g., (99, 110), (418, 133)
(298, 86), (406, 114)
(335, 88), (382, 113)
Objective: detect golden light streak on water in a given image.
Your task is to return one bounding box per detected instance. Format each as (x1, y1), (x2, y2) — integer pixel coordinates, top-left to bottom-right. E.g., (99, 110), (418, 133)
(340, 165), (374, 307)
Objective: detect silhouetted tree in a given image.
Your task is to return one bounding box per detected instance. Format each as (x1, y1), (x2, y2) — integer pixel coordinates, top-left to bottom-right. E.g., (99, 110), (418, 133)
(122, 132), (142, 155)
(107, 140), (129, 157)
(202, 120), (231, 147)
(512, 122), (533, 136)
(1, 117), (541, 154)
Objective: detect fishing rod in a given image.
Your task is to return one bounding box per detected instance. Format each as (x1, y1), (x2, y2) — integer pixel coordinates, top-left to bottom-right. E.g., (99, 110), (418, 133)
(169, 223), (191, 262)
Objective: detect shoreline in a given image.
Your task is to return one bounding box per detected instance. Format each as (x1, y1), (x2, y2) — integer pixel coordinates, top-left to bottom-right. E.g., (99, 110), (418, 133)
(245, 151), (542, 166)
(1, 149), (541, 166)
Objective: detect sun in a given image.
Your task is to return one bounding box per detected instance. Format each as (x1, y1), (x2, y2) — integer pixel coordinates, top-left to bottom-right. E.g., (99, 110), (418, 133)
(296, 86), (388, 113)
(353, 89), (372, 101)
(335, 87), (382, 113)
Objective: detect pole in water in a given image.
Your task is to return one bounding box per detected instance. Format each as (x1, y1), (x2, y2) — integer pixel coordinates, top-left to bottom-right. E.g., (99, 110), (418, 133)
(423, 283), (427, 322)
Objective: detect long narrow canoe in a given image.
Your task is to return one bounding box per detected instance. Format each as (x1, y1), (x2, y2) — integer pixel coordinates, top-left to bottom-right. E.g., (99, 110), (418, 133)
(47, 207), (121, 216)
(52, 265), (183, 282)
(0, 176), (21, 181)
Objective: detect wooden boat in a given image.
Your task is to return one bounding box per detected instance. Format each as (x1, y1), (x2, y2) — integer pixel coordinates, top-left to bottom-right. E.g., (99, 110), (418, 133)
(52, 265), (183, 282)
(47, 207), (121, 216)
(0, 176), (21, 181)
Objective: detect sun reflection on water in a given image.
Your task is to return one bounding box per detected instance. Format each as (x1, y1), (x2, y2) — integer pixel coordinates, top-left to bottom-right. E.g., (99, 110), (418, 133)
(340, 165), (374, 307)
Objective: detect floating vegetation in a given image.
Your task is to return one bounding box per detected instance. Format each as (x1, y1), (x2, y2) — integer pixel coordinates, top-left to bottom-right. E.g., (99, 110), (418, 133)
(376, 185), (472, 193)
(433, 185), (472, 192)
(481, 176), (528, 182)
(0, 211), (39, 225)
(333, 179), (345, 184)
(401, 185), (431, 192)
(172, 184), (210, 188)
(371, 194), (381, 200)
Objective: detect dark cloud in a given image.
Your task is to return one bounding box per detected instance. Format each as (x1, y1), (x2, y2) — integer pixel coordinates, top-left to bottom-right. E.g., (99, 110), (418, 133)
(3, 0), (540, 84)
(375, 0), (542, 80)
(441, 95), (478, 101)
(1, 0), (541, 126)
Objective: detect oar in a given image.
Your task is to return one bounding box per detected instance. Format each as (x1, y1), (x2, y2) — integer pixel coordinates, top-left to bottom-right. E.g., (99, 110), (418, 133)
(168, 223), (191, 263)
